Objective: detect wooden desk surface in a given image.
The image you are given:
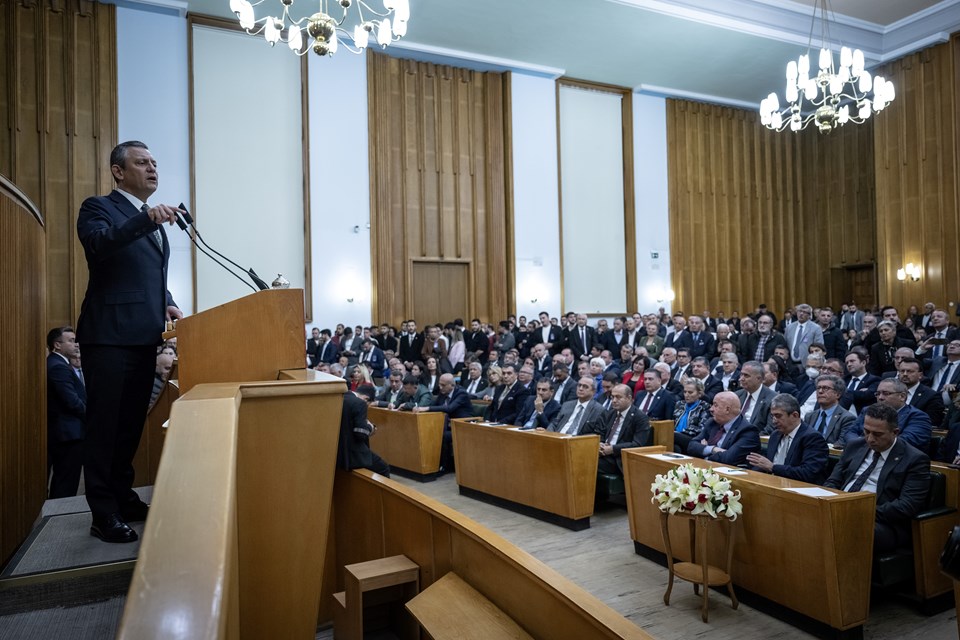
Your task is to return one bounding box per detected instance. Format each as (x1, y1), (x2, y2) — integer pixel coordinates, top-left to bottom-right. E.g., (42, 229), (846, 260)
(451, 419), (600, 525)
(622, 447), (875, 631)
(368, 407), (445, 476)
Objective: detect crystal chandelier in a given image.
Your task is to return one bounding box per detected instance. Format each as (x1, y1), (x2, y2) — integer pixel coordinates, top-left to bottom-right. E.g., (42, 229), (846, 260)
(758, 0), (894, 133)
(229, 0), (410, 57)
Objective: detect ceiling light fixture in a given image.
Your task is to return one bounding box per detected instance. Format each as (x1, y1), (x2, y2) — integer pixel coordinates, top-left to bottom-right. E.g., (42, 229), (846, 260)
(758, 0), (894, 133)
(229, 0), (409, 57)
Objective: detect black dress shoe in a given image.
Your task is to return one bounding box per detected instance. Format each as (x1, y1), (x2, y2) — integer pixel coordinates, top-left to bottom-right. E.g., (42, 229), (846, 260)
(90, 514), (138, 543)
(120, 501), (149, 522)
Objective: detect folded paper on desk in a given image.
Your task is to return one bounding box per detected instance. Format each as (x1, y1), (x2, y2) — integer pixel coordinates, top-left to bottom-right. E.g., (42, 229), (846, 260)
(784, 487), (836, 497)
(713, 467), (748, 475)
(648, 453), (691, 461)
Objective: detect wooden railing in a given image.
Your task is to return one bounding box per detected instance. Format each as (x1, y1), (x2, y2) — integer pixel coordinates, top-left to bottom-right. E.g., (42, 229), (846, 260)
(118, 370), (345, 639)
(0, 173), (45, 566)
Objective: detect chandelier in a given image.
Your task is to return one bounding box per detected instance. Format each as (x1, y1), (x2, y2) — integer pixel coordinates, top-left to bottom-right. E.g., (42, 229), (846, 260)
(229, 0), (410, 57)
(758, 0), (894, 133)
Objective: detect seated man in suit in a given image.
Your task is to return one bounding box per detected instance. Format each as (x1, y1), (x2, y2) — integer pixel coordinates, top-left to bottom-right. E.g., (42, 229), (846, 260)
(689, 357), (723, 403)
(842, 348), (881, 415)
(824, 403), (930, 553)
(583, 384), (651, 474)
(735, 361), (776, 435)
(843, 378), (933, 451)
(484, 363), (529, 425)
(414, 373), (473, 472)
(460, 361), (488, 397)
(898, 356), (945, 427)
(551, 363), (577, 405)
(396, 375), (433, 411)
(803, 373), (856, 446)
(338, 388), (390, 477)
(746, 393), (829, 484)
(687, 391), (760, 466)
(542, 375), (604, 434)
(373, 371), (404, 409)
(633, 370), (677, 420)
(516, 378), (561, 429)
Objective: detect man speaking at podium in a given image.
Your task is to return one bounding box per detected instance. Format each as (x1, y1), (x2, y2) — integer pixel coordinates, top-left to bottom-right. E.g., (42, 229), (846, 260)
(76, 141), (183, 543)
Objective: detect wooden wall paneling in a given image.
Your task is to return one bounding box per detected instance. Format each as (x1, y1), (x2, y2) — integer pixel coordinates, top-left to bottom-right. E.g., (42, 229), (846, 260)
(874, 39), (958, 311)
(0, 0), (116, 329)
(368, 52), (511, 327)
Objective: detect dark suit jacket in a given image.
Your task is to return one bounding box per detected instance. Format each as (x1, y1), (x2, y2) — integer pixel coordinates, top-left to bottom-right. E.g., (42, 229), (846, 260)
(359, 346), (386, 373)
(633, 389), (678, 421)
(46, 354), (86, 442)
(694, 375), (723, 404)
(515, 396), (560, 429)
(927, 357), (960, 388)
(583, 406), (651, 469)
(316, 340), (339, 364)
(602, 331), (630, 354)
(672, 330), (716, 359)
(687, 415), (760, 466)
(745, 332), (787, 362)
(460, 375), (489, 397)
(337, 392), (375, 471)
(426, 387), (474, 428)
(465, 330), (490, 360)
(398, 332), (425, 363)
(755, 423), (829, 484)
(548, 399), (604, 434)
(841, 373), (881, 414)
(803, 404), (856, 446)
(824, 438), (930, 540)
(568, 326), (598, 360)
(909, 384), (945, 427)
(531, 326), (563, 355)
(307, 337), (323, 367)
(869, 339), (912, 376)
(846, 404), (933, 451)
(736, 386), (776, 434)
(553, 377), (577, 405)
(484, 382), (530, 424)
(76, 190), (175, 346)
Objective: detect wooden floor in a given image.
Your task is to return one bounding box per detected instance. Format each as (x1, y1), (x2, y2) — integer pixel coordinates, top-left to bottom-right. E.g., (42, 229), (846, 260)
(387, 473), (958, 640)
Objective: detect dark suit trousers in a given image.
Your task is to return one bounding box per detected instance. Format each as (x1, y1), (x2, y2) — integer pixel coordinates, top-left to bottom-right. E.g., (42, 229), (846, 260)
(48, 439), (83, 499)
(82, 344), (156, 517)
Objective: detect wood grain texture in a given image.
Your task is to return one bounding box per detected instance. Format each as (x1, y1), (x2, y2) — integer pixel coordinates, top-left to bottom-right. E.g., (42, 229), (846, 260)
(0, 175), (46, 566)
(328, 469), (652, 639)
(622, 448), (874, 631)
(367, 52), (513, 327)
(0, 0), (116, 329)
(451, 419), (599, 521)
(367, 407), (444, 475)
(666, 99), (875, 315)
(873, 38), (960, 311)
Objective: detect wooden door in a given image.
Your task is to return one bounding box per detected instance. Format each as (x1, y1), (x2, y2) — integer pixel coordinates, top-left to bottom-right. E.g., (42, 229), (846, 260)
(411, 261), (470, 326)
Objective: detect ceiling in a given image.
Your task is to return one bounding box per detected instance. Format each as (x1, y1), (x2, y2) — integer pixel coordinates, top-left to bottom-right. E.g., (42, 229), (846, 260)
(178, 0), (960, 106)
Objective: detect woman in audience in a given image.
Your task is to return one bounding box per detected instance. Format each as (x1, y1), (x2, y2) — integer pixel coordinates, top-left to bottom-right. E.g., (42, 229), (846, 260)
(622, 356), (648, 396)
(346, 365), (366, 392)
(673, 378), (710, 453)
(447, 327), (466, 374)
(424, 357), (441, 395)
(638, 321), (664, 360)
(481, 366), (502, 400)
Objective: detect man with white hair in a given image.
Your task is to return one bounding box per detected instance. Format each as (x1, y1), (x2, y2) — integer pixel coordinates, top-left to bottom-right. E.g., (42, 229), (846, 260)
(785, 303), (824, 364)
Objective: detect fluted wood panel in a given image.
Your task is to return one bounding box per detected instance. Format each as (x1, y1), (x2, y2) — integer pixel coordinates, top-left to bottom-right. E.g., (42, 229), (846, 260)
(0, 0), (116, 329)
(667, 99), (876, 315)
(368, 52), (513, 327)
(874, 38), (959, 311)
(0, 175), (45, 565)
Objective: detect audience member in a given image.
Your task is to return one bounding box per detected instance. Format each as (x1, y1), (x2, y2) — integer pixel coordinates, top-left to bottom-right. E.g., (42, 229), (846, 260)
(686, 391), (760, 465)
(46, 327), (86, 499)
(583, 384), (651, 474)
(746, 393), (829, 484)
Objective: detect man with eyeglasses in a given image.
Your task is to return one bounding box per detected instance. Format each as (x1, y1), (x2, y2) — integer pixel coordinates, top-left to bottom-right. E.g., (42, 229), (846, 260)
(802, 373), (855, 446)
(799, 358), (845, 420)
(542, 375), (604, 434)
(843, 378), (932, 450)
(746, 314), (787, 363)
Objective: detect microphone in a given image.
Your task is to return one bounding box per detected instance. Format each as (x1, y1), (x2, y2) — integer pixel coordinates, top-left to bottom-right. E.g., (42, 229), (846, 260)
(173, 211), (257, 292)
(178, 204), (269, 291)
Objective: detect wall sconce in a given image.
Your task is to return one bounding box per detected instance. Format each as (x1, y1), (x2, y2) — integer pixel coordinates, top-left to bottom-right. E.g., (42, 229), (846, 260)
(896, 263), (921, 282)
(530, 298), (538, 304)
(656, 289), (676, 304)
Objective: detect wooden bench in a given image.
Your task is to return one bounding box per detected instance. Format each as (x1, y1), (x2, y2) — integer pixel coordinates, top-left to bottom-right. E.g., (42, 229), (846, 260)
(368, 407), (445, 480)
(450, 418), (599, 529)
(406, 572), (533, 639)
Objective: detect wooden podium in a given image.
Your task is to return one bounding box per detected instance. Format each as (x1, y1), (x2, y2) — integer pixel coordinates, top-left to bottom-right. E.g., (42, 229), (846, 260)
(174, 288), (307, 394)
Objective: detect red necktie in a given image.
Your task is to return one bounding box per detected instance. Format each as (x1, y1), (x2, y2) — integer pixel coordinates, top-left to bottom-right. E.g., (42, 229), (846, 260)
(641, 393), (653, 413)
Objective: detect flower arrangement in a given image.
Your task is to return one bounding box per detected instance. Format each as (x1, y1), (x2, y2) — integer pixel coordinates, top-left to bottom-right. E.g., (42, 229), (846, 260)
(651, 464), (743, 520)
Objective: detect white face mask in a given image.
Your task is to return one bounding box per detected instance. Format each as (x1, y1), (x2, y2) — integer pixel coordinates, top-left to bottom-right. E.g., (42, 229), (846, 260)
(805, 367), (820, 380)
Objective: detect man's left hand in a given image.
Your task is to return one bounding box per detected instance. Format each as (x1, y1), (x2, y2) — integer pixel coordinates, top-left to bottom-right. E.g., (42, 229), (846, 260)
(166, 306), (184, 322)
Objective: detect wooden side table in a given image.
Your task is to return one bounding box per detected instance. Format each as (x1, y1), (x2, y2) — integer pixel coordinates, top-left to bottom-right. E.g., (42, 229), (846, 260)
(659, 511), (738, 622)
